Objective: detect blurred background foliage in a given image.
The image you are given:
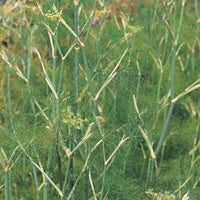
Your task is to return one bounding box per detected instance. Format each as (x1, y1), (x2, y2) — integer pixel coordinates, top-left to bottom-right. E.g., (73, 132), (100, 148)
(0, 0), (200, 199)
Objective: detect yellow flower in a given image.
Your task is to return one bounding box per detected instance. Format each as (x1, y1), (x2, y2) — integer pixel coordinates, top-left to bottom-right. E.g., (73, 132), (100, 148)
(126, 24), (143, 33)
(45, 4), (62, 21)
(95, 9), (109, 18)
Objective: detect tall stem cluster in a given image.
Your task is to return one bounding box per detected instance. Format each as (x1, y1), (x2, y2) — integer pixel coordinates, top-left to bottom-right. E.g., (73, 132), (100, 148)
(149, 0), (188, 184)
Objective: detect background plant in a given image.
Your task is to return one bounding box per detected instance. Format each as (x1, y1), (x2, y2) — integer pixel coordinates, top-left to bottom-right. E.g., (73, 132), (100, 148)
(0, 0), (200, 199)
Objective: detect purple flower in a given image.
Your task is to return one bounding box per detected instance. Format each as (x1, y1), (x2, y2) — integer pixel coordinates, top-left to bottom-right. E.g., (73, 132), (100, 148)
(92, 16), (98, 26)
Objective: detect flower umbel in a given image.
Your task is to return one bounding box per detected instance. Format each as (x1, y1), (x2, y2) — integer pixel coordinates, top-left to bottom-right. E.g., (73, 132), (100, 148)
(45, 4), (62, 21)
(62, 106), (87, 129)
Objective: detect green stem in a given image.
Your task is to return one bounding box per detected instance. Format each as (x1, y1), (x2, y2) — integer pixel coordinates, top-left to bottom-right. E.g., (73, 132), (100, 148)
(56, 129), (63, 191)
(19, 12), (27, 66)
(74, 1), (79, 102)
(100, 137), (106, 200)
(84, 169), (89, 200)
(43, 149), (52, 200)
(52, 44), (57, 118)
(61, 154), (72, 199)
(149, 0), (187, 184)
(5, 172), (10, 200)
(150, 0), (159, 34)
(194, 0), (199, 35)
(7, 72), (12, 126)
(57, 59), (65, 96)
(195, 0), (199, 24)
(82, 47), (97, 111)
(153, 70), (163, 130)
(7, 13), (15, 128)
(99, 165), (106, 200)
(33, 166), (40, 200)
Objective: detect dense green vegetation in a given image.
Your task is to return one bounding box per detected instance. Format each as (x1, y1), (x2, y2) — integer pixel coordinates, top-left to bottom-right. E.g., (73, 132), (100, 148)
(0, 0), (200, 199)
